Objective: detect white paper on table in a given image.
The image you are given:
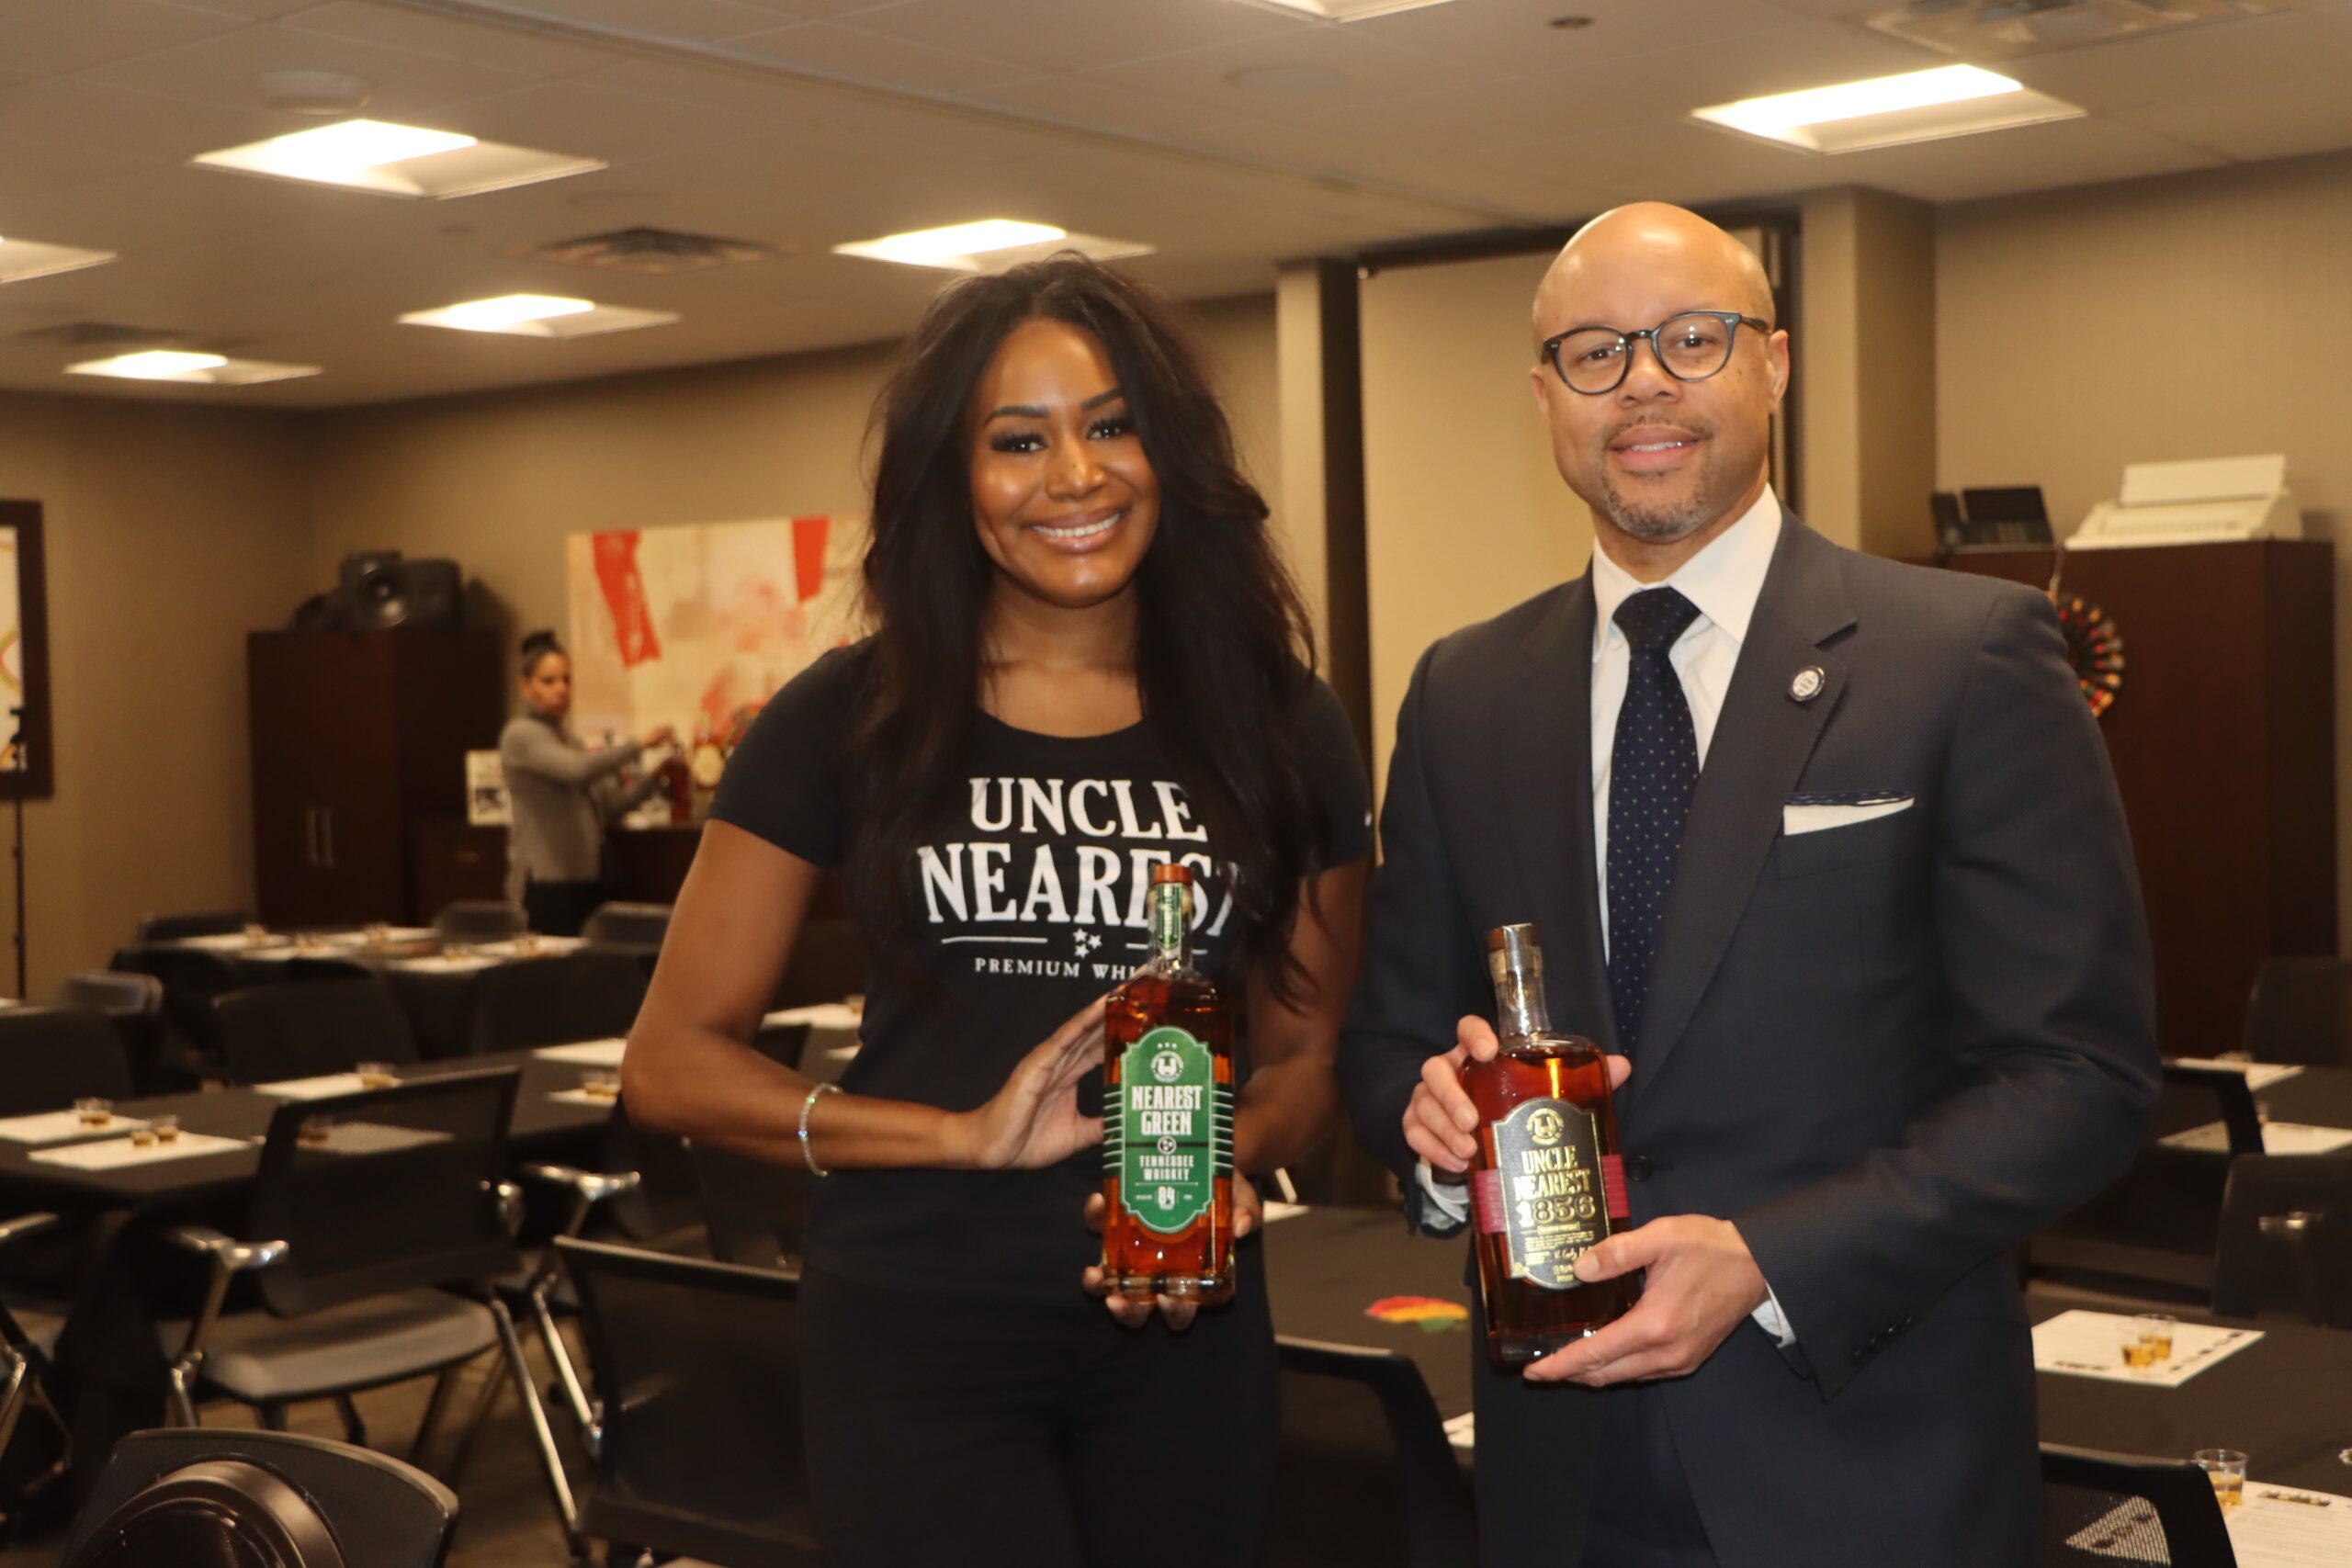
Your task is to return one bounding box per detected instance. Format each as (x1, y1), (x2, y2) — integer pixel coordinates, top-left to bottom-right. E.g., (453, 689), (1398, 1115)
(2228, 1483), (2352, 1567)
(763, 1004), (862, 1030)
(389, 954), (497, 975)
(470, 937), (584, 959)
(2032, 1310), (2262, 1386)
(2170, 1058), (2305, 1090)
(1442, 1413), (1476, 1451)
(255, 1074), (372, 1100)
(29, 1132), (253, 1169)
(533, 1039), (628, 1066)
(546, 1089), (623, 1108)
(303, 1122), (451, 1156)
(1260, 1201), (1309, 1224)
(2163, 1122), (2352, 1156)
(0, 1111), (153, 1144)
(168, 932), (272, 951)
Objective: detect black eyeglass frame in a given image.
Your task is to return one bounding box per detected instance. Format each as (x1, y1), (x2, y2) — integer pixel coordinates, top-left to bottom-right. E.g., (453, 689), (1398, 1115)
(1541, 310), (1774, 395)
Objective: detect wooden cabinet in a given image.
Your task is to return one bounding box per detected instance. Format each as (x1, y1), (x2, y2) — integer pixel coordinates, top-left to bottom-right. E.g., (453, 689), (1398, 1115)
(249, 629), (502, 925)
(1939, 541), (2335, 1055)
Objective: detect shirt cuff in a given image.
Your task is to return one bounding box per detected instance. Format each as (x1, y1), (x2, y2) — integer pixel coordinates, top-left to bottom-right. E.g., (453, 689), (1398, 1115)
(1751, 1285), (1796, 1348)
(1417, 1158), (1471, 1222)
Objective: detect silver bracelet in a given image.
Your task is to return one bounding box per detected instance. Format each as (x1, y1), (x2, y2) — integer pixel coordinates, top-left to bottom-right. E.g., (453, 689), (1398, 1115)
(797, 1082), (841, 1179)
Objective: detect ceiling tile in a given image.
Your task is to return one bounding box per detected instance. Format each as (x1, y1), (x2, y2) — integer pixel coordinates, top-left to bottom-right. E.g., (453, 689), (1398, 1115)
(0, 77), (288, 162)
(1827, 114), (2224, 202)
(427, 79), (776, 164)
(724, 20), (1038, 93)
(277, 1), (629, 78)
(2108, 79), (2352, 163)
(463, 0), (808, 41)
(0, 136), (150, 204)
(1476, 116), (1826, 207)
(1077, 21), (1497, 128)
(1540, 18), (1948, 118)
(0, 0), (244, 76)
(164, 0), (335, 17)
(843, 0), (1313, 76)
(84, 21), (541, 118)
(1352, 0), (1799, 79)
(957, 72), (1220, 141)
(2003, 14), (2352, 111)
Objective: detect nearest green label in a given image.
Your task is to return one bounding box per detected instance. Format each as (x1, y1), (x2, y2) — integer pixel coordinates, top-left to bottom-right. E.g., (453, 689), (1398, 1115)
(1102, 1025), (1230, 1235)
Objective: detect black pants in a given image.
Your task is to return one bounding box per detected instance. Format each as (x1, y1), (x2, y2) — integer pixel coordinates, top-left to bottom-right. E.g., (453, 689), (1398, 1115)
(799, 1259), (1279, 1568)
(522, 878), (604, 937)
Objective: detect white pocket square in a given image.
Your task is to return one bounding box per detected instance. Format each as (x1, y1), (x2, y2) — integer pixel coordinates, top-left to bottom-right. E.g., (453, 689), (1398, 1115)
(1782, 796), (1912, 836)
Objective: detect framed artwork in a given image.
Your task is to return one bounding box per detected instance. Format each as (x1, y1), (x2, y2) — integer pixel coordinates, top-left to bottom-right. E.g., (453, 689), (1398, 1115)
(0, 501), (52, 801)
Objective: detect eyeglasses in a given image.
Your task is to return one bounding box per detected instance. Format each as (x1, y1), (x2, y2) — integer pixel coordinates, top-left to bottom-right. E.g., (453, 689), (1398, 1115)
(1541, 310), (1772, 395)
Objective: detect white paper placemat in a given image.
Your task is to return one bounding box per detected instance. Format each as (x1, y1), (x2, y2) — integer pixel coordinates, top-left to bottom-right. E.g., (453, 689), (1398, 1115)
(533, 1039), (628, 1067)
(1260, 1201), (1309, 1224)
(546, 1089), (623, 1108)
(468, 936), (584, 959)
(2162, 1121), (2352, 1156)
(29, 1132), (253, 1169)
(2170, 1058), (2305, 1090)
(255, 1074), (373, 1100)
(388, 954), (497, 975)
(167, 931), (273, 951)
(2230, 1483), (2352, 1568)
(0, 1110), (153, 1145)
(763, 1004), (862, 1030)
(1442, 1413), (1476, 1451)
(302, 1122), (451, 1156)
(2032, 1309), (2262, 1386)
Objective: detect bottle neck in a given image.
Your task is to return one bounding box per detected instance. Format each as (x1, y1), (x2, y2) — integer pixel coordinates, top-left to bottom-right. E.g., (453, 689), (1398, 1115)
(1491, 963), (1551, 1041)
(1148, 882), (1191, 972)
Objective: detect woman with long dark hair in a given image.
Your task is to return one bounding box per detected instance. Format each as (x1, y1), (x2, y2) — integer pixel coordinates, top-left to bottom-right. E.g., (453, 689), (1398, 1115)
(623, 256), (1368, 1565)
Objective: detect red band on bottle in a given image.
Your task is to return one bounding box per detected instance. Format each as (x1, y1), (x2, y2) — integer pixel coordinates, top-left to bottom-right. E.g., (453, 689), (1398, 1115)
(1470, 1168), (1505, 1235)
(1600, 1154), (1631, 1223)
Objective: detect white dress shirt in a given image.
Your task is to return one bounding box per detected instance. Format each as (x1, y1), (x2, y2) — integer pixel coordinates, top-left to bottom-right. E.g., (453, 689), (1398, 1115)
(1419, 487), (1797, 1347)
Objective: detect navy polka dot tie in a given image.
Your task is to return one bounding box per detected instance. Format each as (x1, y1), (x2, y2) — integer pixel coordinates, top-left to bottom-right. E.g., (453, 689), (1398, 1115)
(1607, 587), (1702, 1053)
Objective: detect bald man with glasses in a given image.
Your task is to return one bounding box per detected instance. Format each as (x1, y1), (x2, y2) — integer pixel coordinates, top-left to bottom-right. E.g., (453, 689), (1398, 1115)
(1339, 203), (2158, 1567)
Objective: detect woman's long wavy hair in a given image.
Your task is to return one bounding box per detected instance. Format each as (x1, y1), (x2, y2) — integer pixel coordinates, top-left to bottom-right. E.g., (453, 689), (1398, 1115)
(843, 255), (1329, 1002)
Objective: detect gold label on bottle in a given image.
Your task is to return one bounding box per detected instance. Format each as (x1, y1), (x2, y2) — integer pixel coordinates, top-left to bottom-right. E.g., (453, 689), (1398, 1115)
(1471, 1098), (1611, 1289)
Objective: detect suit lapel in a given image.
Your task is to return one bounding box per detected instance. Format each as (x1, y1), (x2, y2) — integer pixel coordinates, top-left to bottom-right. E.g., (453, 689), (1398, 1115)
(1630, 518), (1858, 1086)
(1501, 581), (1619, 1048)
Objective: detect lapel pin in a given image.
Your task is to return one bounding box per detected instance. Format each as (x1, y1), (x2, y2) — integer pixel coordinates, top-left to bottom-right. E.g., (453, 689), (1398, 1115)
(1789, 666), (1826, 704)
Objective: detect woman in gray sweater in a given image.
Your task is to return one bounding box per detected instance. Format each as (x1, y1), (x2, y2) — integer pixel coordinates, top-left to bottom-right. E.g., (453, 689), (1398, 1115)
(499, 629), (674, 935)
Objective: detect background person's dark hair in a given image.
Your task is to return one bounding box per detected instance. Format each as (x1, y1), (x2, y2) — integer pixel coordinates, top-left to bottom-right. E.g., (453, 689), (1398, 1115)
(519, 628), (565, 678)
(846, 254), (1329, 1003)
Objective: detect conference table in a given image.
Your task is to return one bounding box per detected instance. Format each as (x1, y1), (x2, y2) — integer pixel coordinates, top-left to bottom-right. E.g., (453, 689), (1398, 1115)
(1261, 1204), (2352, 1495)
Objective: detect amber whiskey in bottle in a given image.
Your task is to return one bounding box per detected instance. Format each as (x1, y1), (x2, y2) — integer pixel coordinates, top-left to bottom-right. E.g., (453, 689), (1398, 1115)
(1462, 922), (1639, 1369)
(1102, 863), (1236, 1303)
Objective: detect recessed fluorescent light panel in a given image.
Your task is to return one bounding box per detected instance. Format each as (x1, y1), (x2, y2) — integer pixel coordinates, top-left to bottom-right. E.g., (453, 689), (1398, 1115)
(192, 118), (605, 198)
(66, 350), (319, 385)
(399, 293), (678, 338)
(833, 220), (1153, 274)
(0, 238), (117, 285)
(1692, 64), (2082, 152)
(1238, 0), (1457, 17)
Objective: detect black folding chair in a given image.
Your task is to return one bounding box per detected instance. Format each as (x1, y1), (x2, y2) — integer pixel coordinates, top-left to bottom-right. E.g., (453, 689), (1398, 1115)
(156, 1070), (578, 1547)
(430, 901), (526, 945)
(131, 910), (252, 943)
(213, 977), (422, 1086)
(470, 950), (647, 1054)
(2039, 1442), (2236, 1566)
(2241, 955), (2352, 1066)
(686, 1141), (804, 1270)
(1266, 1337), (1475, 1568)
(556, 1238), (820, 1567)
(51, 971), (163, 1015)
(62, 1427), (457, 1568)
(2211, 1152), (2352, 1328)
(111, 945), (243, 1087)
(0, 1008), (135, 1118)
(0, 1211), (69, 1531)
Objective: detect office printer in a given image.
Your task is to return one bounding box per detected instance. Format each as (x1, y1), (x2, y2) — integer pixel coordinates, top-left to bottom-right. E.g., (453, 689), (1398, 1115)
(2070, 454), (2300, 549)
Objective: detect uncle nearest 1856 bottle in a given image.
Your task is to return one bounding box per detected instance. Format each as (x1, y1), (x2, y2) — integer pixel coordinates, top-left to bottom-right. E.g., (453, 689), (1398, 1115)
(1101, 863), (1235, 1303)
(1462, 922), (1639, 1368)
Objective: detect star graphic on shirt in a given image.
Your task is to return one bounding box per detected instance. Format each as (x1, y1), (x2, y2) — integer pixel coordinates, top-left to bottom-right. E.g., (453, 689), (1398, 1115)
(1073, 929), (1102, 956)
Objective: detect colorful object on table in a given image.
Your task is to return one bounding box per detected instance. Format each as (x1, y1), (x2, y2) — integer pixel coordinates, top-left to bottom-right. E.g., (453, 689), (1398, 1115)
(2048, 591), (2124, 718)
(1364, 1295), (1470, 1333)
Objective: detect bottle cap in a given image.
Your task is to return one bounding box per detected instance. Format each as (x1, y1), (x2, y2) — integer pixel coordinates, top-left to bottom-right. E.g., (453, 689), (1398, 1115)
(1150, 863), (1193, 886)
(1486, 922), (1543, 980)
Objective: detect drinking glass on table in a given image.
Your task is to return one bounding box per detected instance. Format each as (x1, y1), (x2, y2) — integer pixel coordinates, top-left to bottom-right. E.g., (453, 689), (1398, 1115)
(581, 1070), (621, 1101)
(130, 1114), (180, 1148)
(2193, 1449), (2246, 1507)
(355, 1061), (399, 1089)
(74, 1098), (112, 1129)
(2129, 1313), (2176, 1366)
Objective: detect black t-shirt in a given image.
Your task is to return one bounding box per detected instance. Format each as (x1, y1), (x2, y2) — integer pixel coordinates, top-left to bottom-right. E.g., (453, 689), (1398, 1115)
(712, 643), (1374, 1303)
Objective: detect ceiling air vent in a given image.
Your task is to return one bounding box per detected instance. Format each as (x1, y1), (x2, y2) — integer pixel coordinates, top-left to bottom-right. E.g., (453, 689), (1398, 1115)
(13, 321), (198, 349)
(1869, 0), (2308, 58)
(524, 227), (775, 276)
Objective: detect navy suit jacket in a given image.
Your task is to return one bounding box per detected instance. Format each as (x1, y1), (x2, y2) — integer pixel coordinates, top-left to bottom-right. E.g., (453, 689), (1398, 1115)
(1339, 515), (2159, 1568)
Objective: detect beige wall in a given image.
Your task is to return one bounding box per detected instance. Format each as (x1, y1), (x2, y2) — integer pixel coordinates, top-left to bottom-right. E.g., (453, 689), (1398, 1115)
(1361, 251), (1597, 796)
(1937, 148), (2352, 939)
(308, 294), (1286, 685)
(0, 392), (312, 994)
(1798, 187), (1939, 555)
